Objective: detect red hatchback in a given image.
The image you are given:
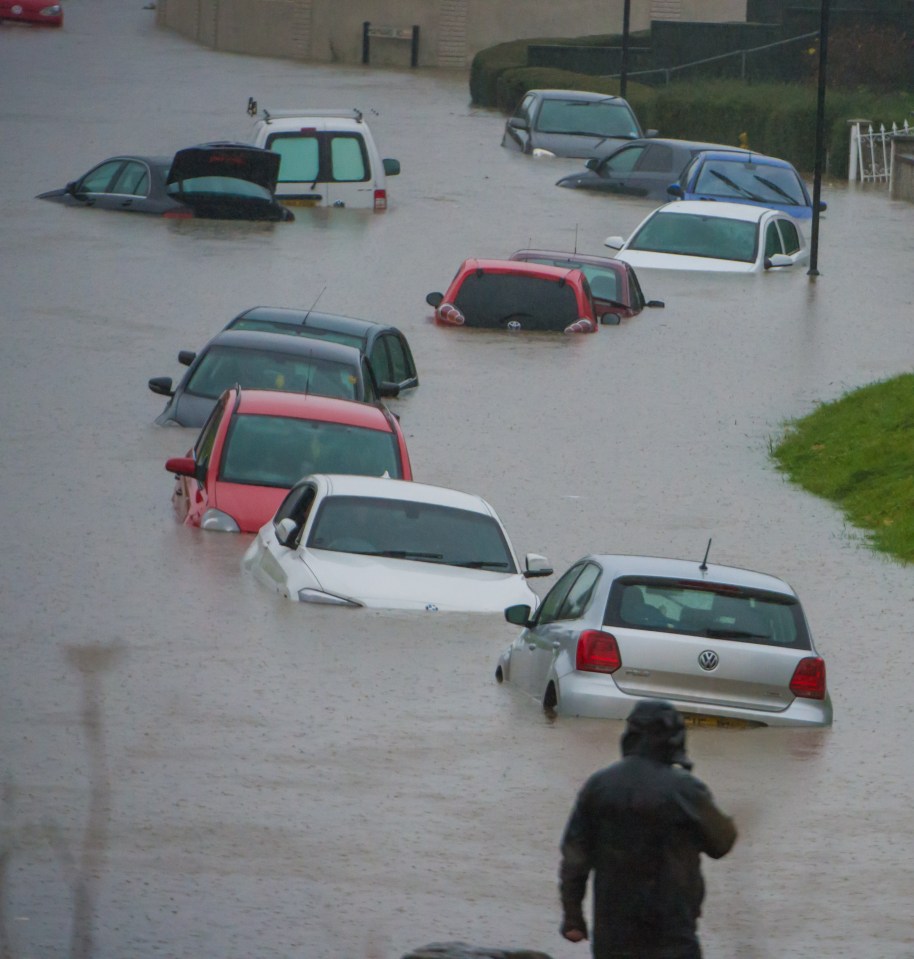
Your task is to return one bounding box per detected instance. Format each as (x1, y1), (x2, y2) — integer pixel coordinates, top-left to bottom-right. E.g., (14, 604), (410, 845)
(165, 388), (412, 533)
(426, 258), (600, 334)
(0, 0), (62, 25)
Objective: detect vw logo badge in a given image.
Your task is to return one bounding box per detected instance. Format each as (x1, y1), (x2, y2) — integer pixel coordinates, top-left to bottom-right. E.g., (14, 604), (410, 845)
(698, 650), (719, 671)
(12, 4), (22, 11)
(425, 603), (439, 612)
(507, 320), (522, 331)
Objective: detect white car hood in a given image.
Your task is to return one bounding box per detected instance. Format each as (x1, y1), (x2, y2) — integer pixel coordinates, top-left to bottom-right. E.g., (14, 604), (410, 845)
(307, 549), (538, 612)
(616, 250), (757, 273)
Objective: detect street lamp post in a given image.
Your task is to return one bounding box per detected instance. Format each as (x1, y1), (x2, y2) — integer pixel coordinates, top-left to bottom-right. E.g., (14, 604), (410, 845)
(620, 0), (631, 98)
(808, 0), (831, 277)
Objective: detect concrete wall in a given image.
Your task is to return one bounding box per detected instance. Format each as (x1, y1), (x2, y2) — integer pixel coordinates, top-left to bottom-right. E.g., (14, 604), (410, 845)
(156, 0), (748, 69)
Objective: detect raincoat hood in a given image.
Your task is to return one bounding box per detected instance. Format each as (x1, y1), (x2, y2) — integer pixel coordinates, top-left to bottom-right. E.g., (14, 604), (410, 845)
(621, 699), (693, 769)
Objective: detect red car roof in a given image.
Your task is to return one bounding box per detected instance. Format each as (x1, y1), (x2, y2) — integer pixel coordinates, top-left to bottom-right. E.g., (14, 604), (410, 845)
(455, 258), (586, 283)
(234, 389), (394, 431)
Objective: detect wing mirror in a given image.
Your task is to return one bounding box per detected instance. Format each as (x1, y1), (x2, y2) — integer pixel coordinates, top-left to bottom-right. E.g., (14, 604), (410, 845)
(667, 183), (685, 198)
(644, 129), (659, 138)
(426, 292), (444, 308)
(647, 299), (665, 308)
(604, 236), (625, 250)
(765, 253), (793, 269)
(505, 603), (535, 627)
(378, 382), (401, 398)
(148, 376), (174, 397)
(275, 517), (299, 548)
(165, 456), (198, 479)
(524, 553), (553, 578)
(383, 158), (400, 176)
(178, 350), (196, 366)
(507, 116), (528, 131)
(585, 158), (600, 171)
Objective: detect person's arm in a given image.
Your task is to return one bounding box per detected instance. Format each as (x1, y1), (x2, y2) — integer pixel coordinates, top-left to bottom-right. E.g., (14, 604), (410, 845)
(677, 774), (737, 859)
(558, 789), (594, 940)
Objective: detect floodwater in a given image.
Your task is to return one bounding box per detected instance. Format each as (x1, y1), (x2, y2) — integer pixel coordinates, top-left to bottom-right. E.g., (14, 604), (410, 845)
(1, 3), (913, 958)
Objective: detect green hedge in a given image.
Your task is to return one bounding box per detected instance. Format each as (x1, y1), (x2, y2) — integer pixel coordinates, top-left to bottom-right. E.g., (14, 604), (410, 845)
(472, 40), (913, 178)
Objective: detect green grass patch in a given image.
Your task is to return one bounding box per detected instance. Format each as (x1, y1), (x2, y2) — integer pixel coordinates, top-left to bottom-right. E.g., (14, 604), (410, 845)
(771, 374), (914, 563)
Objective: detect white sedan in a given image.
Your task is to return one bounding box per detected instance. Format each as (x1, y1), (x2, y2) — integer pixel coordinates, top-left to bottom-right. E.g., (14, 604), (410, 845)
(604, 199), (809, 273)
(243, 474), (553, 611)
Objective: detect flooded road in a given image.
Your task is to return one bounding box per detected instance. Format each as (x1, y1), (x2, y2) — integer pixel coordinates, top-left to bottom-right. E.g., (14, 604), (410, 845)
(2, 3), (914, 958)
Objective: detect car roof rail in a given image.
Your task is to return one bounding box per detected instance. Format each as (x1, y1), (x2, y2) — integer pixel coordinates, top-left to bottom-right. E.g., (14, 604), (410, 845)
(258, 107), (364, 124)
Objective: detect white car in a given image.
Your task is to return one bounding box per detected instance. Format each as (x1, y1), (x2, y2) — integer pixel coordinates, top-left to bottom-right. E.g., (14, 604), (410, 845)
(604, 200), (809, 273)
(496, 552), (832, 728)
(246, 102), (400, 210)
(243, 474), (552, 611)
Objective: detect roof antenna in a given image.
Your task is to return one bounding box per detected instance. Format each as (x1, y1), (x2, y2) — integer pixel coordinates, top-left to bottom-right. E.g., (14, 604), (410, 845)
(699, 538), (712, 571)
(573, 224), (579, 254)
(301, 286), (326, 326)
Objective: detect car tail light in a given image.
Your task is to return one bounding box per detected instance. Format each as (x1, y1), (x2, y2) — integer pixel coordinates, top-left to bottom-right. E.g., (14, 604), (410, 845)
(373, 190), (388, 211)
(564, 317), (596, 334)
(576, 630), (621, 674)
(437, 303), (465, 326)
(163, 209), (194, 219)
(789, 657), (826, 700)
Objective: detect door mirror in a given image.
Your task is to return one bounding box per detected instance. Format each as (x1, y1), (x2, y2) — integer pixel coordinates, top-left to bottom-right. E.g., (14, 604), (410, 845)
(604, 236), (625, 250)
(765, 253), (793, 269)
(585, 158), (600, 171)
(646, 299), (665, 308)
(378, 382), (401, 398)
(164, 455), (198, 478)
(524, 553), (553, 578)
(275, 517), (299, 548)
(507, 116), (528, 131)
(383, 158), (400, 177)
(667, 183), (684, 198)
(426, 291), (444, 308)
(148, 376), (174, 397)
(178, 350), (196, 367)
(505, 604), (534, 627)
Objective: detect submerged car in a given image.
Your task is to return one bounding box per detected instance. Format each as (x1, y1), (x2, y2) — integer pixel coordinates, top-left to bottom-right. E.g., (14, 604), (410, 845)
(0, 0), (62, 25)
(426, 259), (601, 333)
(165, 387), (412, 533)
(668, 150), (824, 220)
(556, 138), (749, 201)
(36, 142), (294, 221)
(502, 89), (653, 159)
(604, 200), (809, 273)
(496, 553), (832, 728)
(508, 249), (664, 322)
(222, 306), (419, 395)
(243, 474), (553, 611)
(149, 329), (395, 428)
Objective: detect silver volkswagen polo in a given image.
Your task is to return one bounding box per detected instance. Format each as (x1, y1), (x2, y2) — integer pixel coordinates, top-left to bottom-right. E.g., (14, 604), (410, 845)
(496, 553), (832, 728)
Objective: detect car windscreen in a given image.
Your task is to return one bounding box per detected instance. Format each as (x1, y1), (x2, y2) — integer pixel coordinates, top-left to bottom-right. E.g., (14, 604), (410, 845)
(628, 212), (759, 263)
(535, 99), (640, 138)
(452, 272), (582, 330)
(166, 176), (274, 200)
(226, 317), (364, 350)
(695, 160), (805, 207)
(219, 414), (401, 488)
(524, 258), (623, 304)
(184, 345), (361, 401)
(306, 495), (517, 572)
(603, 577), (811, 649)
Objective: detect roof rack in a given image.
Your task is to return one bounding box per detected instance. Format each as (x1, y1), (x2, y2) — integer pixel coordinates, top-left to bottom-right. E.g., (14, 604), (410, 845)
(257, 106), (364, 124)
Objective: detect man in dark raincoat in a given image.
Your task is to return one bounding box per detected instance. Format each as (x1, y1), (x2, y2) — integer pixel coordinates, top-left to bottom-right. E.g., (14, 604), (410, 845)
(558, 700), (737, 959)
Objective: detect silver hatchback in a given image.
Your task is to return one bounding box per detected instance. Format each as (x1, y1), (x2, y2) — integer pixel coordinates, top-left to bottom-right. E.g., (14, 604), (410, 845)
(496, 553), (832, 728)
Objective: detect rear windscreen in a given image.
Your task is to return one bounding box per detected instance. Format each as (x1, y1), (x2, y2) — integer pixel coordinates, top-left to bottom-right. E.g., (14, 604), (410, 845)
(453, 272), (581, 330)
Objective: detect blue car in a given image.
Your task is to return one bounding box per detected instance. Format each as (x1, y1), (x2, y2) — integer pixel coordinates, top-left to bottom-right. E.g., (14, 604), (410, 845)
(667, 150), (825, 220)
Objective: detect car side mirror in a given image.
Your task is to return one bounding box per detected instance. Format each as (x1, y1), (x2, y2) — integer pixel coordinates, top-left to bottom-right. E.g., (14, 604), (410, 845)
(379, 382), (401, 398)
(148, 376), (174, 397)
(765, 253), (793, 269)
(507, 116), (528, 131)
(524, 553), (553, 578)
(818, 200), (827, 211)
(646, 299), (665, 308)
(65, 180), (79, 196)
(178, 350), (196, 367)
(165, 455), (198, 479)
(604, 236), (625, 250)
(383, 158), (400, 176)
(505, 603), (535, 627)
(585, 158), (600, 171)
(426, 292), (444, 308)
(275, 517), (299, 548)
(644, 129), (659, 138)
(667, 183), (684, 198)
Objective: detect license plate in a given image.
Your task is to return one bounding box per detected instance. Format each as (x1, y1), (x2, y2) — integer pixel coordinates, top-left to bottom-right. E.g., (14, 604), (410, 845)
(282, 197), (321, 207)
(682, 713), (758, 729)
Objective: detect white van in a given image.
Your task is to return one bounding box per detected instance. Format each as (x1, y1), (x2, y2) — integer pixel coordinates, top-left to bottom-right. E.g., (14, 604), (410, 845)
(247, 101), (400, 211)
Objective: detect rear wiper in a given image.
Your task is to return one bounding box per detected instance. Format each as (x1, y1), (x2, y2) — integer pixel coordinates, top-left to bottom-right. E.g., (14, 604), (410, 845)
(705, 628), (769, 640)
(451, 560), (511, 569)
(752, 174), (800, 205)
(708, 169), (766, 202)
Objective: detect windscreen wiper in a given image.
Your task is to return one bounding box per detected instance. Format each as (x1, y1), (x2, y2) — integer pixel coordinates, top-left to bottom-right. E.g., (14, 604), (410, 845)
(365, 549), (444, 560)
(451, 560), (511, 569)
(751, 174), (800, 205)
(708, 169), (766, 202)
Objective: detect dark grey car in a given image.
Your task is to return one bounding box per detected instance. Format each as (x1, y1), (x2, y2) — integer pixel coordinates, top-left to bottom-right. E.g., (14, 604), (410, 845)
(148, 329), (393, 427)
(556, 138), (750, 200)
(222, 306), (419, 396)
(501, 89), (654, 160)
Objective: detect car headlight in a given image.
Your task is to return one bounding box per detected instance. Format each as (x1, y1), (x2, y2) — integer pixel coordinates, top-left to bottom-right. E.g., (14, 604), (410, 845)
(200, 509), (241, 533)
(297, 589), (362, 607)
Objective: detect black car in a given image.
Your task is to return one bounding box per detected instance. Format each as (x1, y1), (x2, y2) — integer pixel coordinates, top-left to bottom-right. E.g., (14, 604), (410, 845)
(556, 138), (750, 201)
(222, 306), (419, 396)
(501, 89), (654, 160)
(37, 142), (294, 221)
(148, 329), (396, 427)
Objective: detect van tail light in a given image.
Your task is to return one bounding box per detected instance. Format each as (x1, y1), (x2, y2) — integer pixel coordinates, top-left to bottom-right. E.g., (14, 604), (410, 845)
(373, 190), (388, 211)
(163, 209), (194, 219)
(789, 657), (826, 700)
(576, 630), (622, 674)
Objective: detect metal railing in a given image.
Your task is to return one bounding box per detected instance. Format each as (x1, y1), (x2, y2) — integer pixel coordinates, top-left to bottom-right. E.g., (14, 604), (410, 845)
(848, 119), (913, 183)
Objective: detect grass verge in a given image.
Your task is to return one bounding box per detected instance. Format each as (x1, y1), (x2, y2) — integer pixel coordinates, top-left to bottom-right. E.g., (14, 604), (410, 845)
(770, 373), (914, 564)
